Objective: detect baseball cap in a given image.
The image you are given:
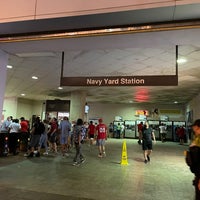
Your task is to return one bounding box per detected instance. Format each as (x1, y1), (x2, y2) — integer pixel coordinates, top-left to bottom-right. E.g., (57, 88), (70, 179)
(98, 118), (103, 123)
(192, 119), (200, 127)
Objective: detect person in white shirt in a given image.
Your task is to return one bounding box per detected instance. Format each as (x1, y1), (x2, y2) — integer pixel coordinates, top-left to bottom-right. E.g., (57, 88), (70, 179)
(9, 118), (21, 155)
(159, 123), (167, 142)
(0, 116), (12, 133)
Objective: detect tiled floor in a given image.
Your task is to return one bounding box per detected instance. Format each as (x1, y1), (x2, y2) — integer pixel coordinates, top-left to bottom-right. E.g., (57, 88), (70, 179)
(0, 139), (194, 200)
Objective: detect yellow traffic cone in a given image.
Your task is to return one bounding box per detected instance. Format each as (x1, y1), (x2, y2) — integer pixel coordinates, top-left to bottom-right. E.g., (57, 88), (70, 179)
(121, 140), (128, 165)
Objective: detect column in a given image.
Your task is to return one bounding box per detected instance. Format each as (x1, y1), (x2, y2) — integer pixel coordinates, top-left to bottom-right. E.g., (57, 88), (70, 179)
(0, 50), (8, 123)
(70, 91), (86, 122)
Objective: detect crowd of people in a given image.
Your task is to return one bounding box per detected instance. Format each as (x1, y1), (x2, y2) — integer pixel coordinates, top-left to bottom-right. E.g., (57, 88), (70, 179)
(0, 116), (108, 166)
(0, 116), (187, 164)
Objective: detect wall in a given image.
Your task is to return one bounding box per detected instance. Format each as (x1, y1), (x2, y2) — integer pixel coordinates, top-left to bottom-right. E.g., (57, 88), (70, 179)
(2, 97), (186, 126)
(0, 50), (8, 123)
(16, 98), (44, 122)
(2, 98), (43, 124)
(88, 102), (185, 126)
(3, 97), (18, 119)
(0, 0), (198, 22)
(186, 93), (200, 122)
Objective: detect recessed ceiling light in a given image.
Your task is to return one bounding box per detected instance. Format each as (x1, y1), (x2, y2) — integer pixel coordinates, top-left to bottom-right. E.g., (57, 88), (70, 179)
(58, 87), (63, 90)
(32, 76), (38, 80)
(16, 52), (56, 57)
(177, 58), (187, 64)
(7, 65), (13, 69)
(21, 93), (25, 96)
(174, 101), (178, 104)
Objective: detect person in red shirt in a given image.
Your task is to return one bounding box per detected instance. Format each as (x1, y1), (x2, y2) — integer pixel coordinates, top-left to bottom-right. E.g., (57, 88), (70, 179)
(95, 118), (107, 158)
(88, 121), (96, 145)
(137, 122), (143, 145)
(177, 126), (185, 145)
(48, 117), (58, 153)
(20, 117), (29, 152)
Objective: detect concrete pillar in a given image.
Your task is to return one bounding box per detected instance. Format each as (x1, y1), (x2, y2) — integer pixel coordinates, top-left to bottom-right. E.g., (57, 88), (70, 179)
(0, 50), (8, 123)
(70, 91), (86, 122)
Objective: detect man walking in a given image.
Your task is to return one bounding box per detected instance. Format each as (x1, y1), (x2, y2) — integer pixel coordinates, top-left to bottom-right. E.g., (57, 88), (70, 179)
(96, 118), (107, 158)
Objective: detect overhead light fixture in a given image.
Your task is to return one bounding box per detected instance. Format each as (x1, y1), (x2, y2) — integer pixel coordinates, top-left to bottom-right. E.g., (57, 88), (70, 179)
(21, 93), (25, 96)
(16, 52), (56, 57)
(177, 58), (187, 64)
(7, 65), (13, 69)
(58, 87), (63, 90)
(32, 76), (38, 80)
(174, 101), (178, 104)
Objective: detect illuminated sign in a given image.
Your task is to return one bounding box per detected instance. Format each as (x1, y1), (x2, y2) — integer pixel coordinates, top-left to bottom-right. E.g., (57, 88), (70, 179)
(135, 110), (149, 116)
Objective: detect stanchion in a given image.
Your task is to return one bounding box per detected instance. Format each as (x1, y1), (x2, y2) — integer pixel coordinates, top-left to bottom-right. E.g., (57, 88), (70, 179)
(121, 140), (128, 165)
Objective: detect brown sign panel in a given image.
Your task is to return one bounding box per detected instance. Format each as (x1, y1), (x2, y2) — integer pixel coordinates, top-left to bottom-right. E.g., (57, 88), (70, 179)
(46, 100), (70, 112)
(60, 75), (178, 86)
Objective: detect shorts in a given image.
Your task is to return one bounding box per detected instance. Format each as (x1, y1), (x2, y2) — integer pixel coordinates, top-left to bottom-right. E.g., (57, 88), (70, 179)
(60, 134), (69, 145)
(30, 135), (41, 148)
(49, 133), (56, 143)
(142, 140), (153, 151)
(89, 134), (94, 139)
(97, 139), (105, 146)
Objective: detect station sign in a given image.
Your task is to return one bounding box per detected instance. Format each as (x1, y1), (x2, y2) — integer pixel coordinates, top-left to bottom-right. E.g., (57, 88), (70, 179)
(60, 75), (178, 86)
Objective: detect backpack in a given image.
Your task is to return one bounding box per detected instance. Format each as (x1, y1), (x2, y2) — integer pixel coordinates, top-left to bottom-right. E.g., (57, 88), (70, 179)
(185, 146), (200, 174)
(35, 122), (45, 135)
(185, 150), (194, 172)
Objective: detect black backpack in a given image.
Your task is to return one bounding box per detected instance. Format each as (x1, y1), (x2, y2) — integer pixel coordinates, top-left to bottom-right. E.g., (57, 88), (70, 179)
(185, 146), (200, 174)
(35, 122), (45, 135)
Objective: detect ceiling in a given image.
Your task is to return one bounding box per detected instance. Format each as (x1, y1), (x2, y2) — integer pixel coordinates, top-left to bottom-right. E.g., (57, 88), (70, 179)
(1, 3), (200, 106)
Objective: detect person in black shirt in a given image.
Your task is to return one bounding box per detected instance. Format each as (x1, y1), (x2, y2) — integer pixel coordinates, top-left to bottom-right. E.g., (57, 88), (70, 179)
(24, 117), (45, 158)
(142, 122), (156, 164)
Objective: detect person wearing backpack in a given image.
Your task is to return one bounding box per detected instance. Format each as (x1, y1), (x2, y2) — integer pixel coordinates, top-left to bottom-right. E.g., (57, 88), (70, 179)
(24, 116), (45, 158)
(187, 119), (200, 200)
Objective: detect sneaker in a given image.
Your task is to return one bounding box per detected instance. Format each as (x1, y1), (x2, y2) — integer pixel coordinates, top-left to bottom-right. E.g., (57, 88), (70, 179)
(43, 152), (48, 156)
(80, 158), (86, 163)
(98, 154), (102, 158)
(35, 152), (40, 157)
(64, 153), (69, 157)
(147, 155), (150, 162)
(144, 159), (148, 164)
(27, 152), (34, 158)
(103, 152), (106, 157)
(73, 161), (79, 166)
(24, 153), (29, 157)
